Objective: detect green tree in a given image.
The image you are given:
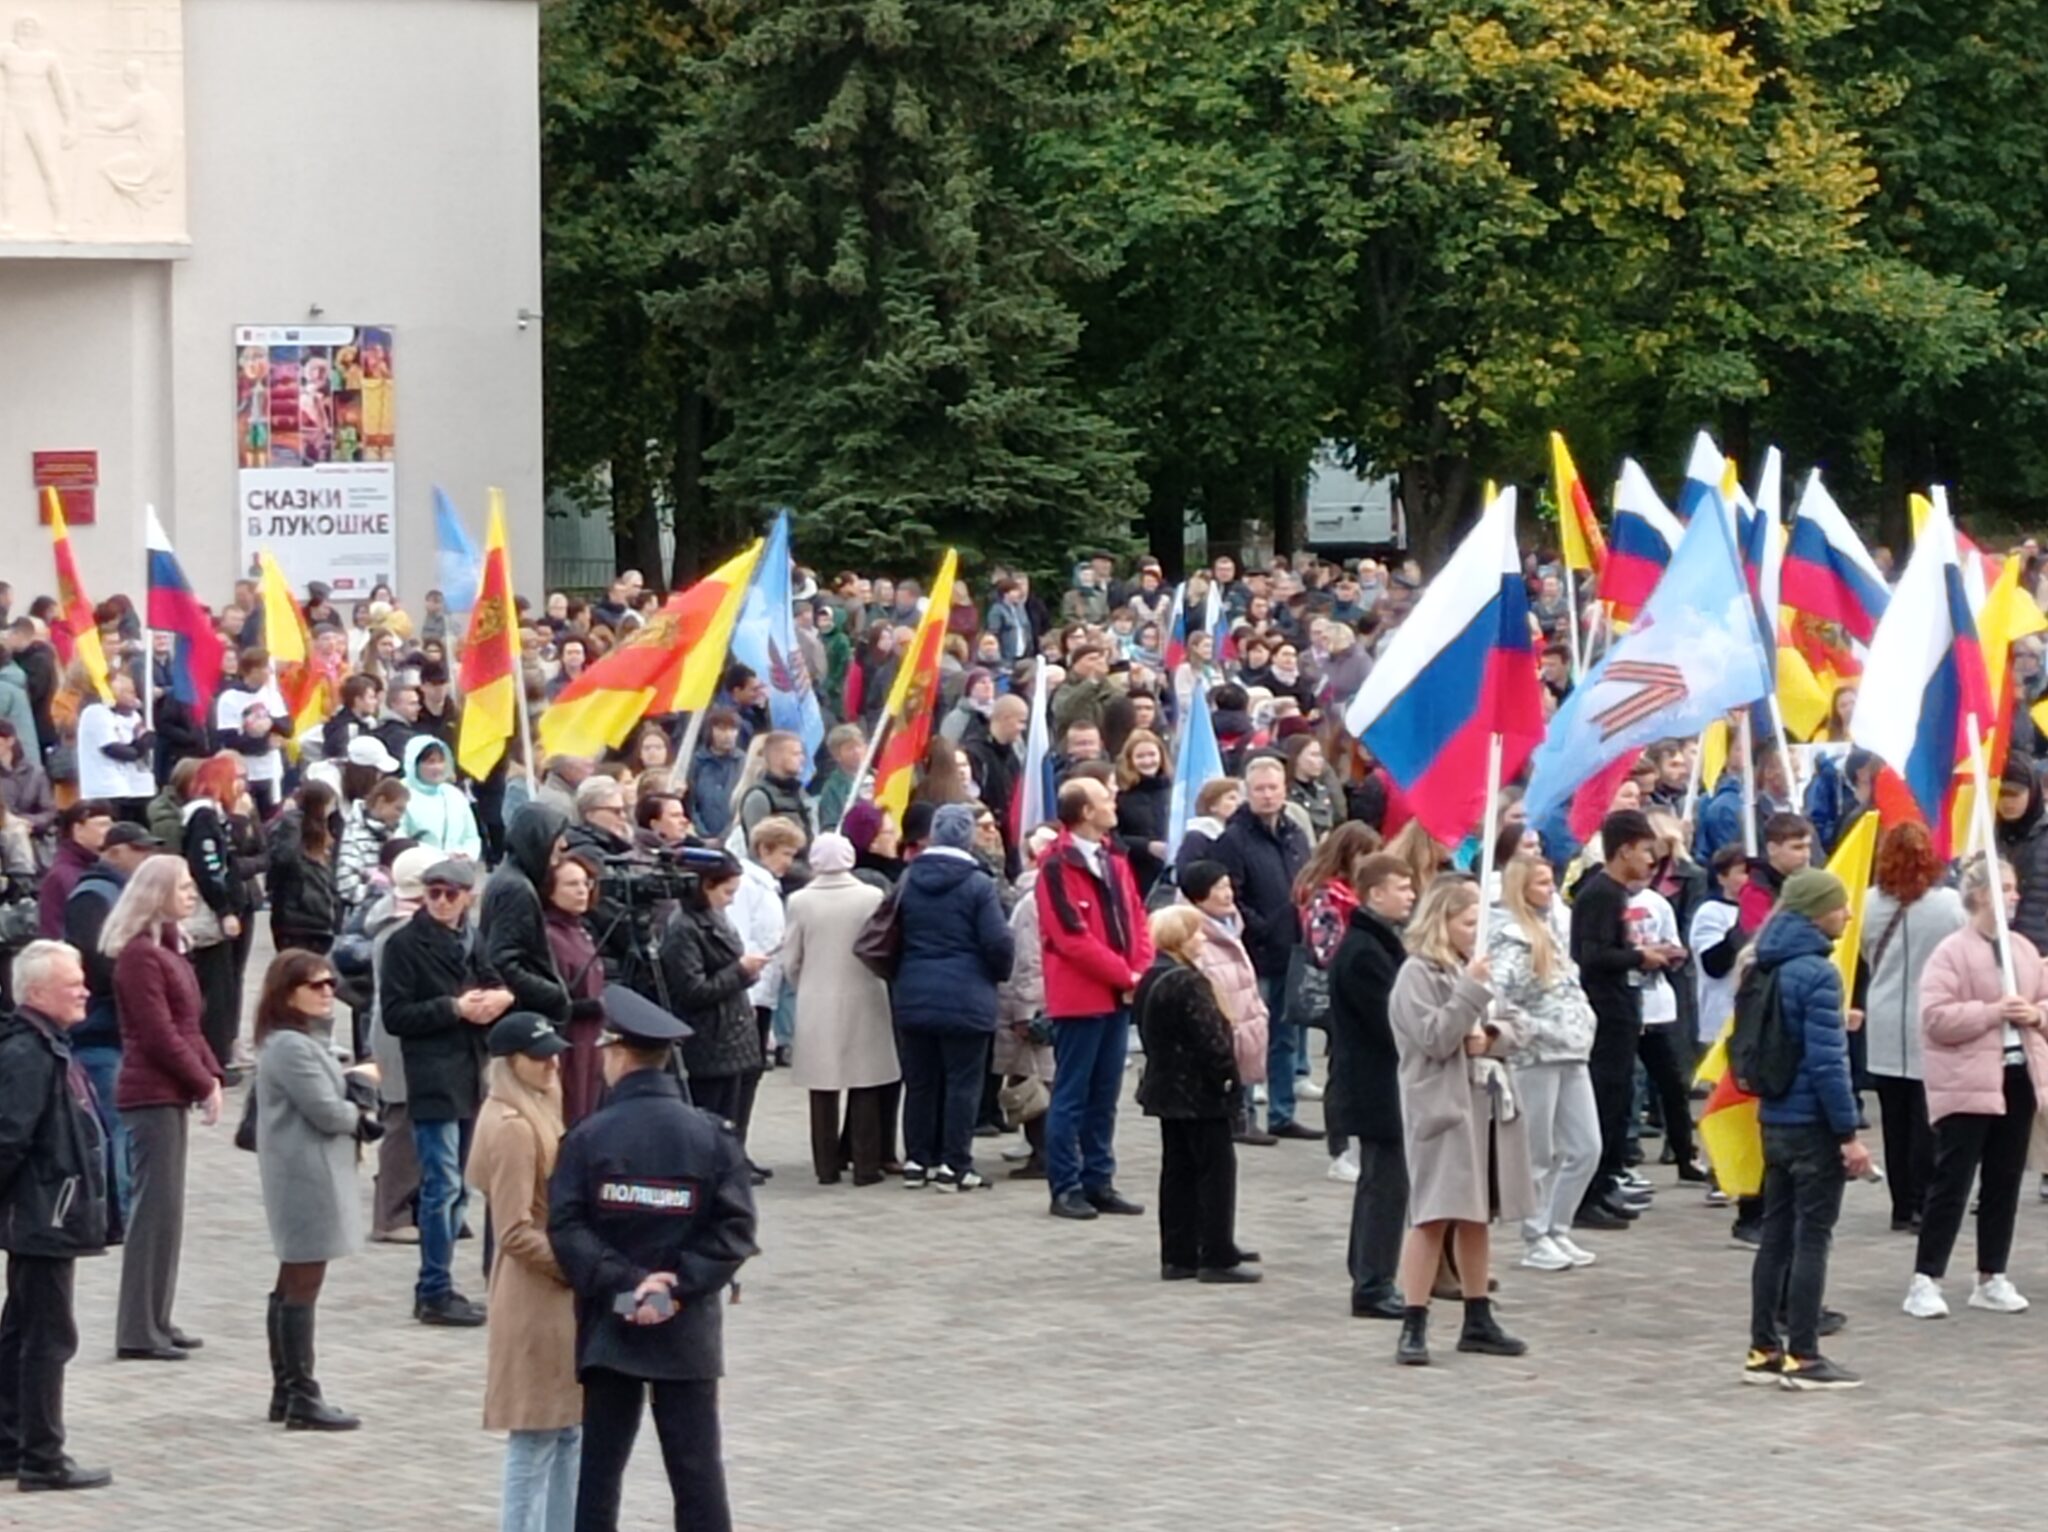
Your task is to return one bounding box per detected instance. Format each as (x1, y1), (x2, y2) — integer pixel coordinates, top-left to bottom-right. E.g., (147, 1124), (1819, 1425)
(642, 0), (1143, 574)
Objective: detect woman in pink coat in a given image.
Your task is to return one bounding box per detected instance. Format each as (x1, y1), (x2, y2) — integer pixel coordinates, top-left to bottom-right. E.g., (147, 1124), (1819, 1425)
(1906, 857), (2048, 1320)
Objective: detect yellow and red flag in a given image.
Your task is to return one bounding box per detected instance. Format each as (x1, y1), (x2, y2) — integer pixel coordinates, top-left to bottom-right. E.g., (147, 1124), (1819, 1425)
(1694, 1030), (1764, 1198)
(45, 488), (113, 703)
(537, 542), (762, 761)
(456, 490), (521, 779)
(873, 548), (959, 819)
(253, 551), (330, 751)
(1548, 432), (1606, 575)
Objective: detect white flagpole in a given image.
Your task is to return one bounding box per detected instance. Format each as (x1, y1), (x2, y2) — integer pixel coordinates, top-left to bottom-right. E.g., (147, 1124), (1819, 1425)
(1679, 728), (1708, 826)
(510, 657), (539, 795)
(1738, 710), (1759, 858)
(1562, 561), (1585, 683)
(1477, 733), (1506, 902)
(1966, 710), (2018, 990)
(1766, 694), (1805, 811)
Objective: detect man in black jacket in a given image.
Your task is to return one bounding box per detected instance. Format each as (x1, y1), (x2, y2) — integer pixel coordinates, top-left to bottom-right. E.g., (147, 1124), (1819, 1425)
(1212, 755), (1317, 1138)
(381, 863), (515, 1326)
(481, 804), (572, 1025)
(0, 941), (112, 1492)
(963, 694), (1027, 869)
(1569, 810), (1682, 1226)
(1327, 856), (1417, 1318)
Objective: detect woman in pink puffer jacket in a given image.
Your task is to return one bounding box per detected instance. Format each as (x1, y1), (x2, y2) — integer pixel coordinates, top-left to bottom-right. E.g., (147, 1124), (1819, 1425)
(1907, 858), (2048, 1321)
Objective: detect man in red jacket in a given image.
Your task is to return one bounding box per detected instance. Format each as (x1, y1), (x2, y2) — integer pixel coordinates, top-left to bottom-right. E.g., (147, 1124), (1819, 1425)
(1035, 777), (1154, 1220)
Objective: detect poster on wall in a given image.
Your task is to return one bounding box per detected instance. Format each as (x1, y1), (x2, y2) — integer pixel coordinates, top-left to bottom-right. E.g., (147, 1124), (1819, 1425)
(234, 324), (397, 595)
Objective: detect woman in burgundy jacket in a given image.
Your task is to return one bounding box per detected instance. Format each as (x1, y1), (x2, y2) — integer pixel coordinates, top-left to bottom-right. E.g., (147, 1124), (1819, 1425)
(540, 854), (607, 1126)
(108, 854), (223, 1360)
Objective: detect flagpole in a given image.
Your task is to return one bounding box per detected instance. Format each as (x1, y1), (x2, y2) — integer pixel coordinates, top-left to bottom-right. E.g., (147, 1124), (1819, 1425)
(1477, 733), (1506, 902)
(510, 654), (539, 796)
(846, 713), (891, 811)
(1679, 727), (1707, 827)
(1966, 709), (2019, 990)
(1561, 561), (1585, 683)
(1738, 710), (1758, 858)
(1766, 694), (1806, 811)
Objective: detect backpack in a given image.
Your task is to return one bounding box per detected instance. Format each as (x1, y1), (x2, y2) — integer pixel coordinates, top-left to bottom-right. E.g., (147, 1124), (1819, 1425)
(1727, 960), (1803, 1099)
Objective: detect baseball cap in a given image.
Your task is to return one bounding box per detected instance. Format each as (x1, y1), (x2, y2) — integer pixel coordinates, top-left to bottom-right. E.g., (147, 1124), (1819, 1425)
(102, 824), (164, 852)
(487, 1012), (571, 1059)
(346, 735), (401, 773)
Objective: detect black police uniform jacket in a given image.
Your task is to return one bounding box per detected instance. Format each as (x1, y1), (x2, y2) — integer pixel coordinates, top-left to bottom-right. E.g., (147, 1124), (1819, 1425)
(547, 1069), (759, 1381)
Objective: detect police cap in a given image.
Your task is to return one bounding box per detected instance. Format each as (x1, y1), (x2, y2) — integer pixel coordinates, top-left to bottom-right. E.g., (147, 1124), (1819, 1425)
(600, 984), (694, 1046)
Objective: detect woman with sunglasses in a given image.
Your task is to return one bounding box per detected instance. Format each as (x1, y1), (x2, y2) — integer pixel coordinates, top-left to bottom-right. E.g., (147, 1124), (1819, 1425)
(254, 949), (379, 1429)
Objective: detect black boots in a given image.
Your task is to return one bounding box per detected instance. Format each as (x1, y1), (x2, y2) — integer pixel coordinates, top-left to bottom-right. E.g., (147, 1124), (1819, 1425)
(266, 1292), (286, 1423)
(1457, 1297), (1528, 1357)
(1396, 1305), (1430, 1365)
(278, 1303), (360, 1431)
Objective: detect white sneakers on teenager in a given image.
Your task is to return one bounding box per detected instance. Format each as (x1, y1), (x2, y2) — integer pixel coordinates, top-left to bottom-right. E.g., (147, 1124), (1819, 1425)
(1326, 1147), (1360, 1184)
(1520, 1236), (1574, 1272)
(1296, 1078), (1326, 1101)
(1969, 1274), (2029, 1313)
(1903, 1273), (1949, 1319)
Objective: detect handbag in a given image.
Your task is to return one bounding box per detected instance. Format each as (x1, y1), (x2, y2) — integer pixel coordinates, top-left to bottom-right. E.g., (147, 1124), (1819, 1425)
(997, 1072), (1050, 1125)
(1283, 943), (1332, 1031)
(852, 884), (904, 981)
(234, 1084), (258, 1152)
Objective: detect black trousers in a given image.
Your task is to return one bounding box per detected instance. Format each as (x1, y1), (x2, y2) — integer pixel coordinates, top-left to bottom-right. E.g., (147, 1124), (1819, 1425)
(0, 1255), (77, 1473)
(1347, 1139), (1409, 1299)
(808, 1087), (887, 1183)
(1750, 1123), (1845, 1357)
(1916, 1064), (2038, 1280)
(193, 940), (241, 1076)
(899, 1031), (985, 1176)
(1636, 1027), (1696, 1165)
(576, 1368), (729, 1532)
(1157, 1116), (1239, 1270)
(1587, 1011), (1643, 1194)
(1870, 1073), (1935, 1227)
(690, 1073), (762, 1149)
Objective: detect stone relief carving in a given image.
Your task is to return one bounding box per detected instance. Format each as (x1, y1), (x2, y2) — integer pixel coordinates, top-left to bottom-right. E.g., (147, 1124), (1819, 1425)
(0, 2), (186, 248)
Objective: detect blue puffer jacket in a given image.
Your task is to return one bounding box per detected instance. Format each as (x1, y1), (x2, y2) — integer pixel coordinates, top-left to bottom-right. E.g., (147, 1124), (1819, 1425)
(1693, 775), (1746, 864)
(1753, 911), (1859, 1137)
(890, 849), (1016, 1033)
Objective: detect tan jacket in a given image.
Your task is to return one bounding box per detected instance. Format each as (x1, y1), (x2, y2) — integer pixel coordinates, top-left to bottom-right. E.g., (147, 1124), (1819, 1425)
(468, 1065), (581, 1432)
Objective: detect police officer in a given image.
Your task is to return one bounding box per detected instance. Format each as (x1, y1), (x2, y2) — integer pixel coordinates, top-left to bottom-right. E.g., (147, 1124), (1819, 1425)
(548, 986), (758, 1532)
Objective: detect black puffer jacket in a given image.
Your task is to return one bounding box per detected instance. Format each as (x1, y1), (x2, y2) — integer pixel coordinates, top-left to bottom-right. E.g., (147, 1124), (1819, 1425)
(1325, 907), (1406, 1143)
(661, 902), (760, 1080)
(267, 808), (340, 949)
(1134, 958), (1236, 1120)
(0, 1007), (109, 1258)
(1997, 777), (2048, 951)
(480, 804), (570, 1023)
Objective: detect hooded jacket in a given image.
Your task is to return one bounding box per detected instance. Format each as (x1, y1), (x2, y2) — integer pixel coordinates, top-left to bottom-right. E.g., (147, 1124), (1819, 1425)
(0, 659), (41, 762)
(1753, 911), (1859, 1136)
(480, 805), (571, 1025)
(398, 736), (482, 860)
(1996, 775), (2048, 951)
(890, 849), (1015, 1033)
(1035, 828), (1154, 1018)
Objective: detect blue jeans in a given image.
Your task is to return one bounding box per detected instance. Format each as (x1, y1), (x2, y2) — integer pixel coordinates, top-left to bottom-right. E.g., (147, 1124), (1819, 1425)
(72, 1045), (132, 1224)
(771, 988), (797, 1050)
(1260, 976), (1300, 1128)
(1046, 1011), (1130, 1198)
(412, 1116), (473, 1304)
(502, 1425), (580, 1532)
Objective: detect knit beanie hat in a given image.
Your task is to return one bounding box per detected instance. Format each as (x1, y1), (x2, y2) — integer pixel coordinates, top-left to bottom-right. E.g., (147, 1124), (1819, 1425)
(840, 802), (883, 855)
(931, 803), (978, 851)
(809, 832), (855, 875)
(1779, 867), (1848, 921)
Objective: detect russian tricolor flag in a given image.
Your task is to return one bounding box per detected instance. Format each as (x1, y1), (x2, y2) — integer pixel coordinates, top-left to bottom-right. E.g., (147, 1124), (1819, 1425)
(1605, 459), (1684, 619)
(1163, 581), (1188, 674)
(145, 508), (224, 719)
(1782, 470), (1890, 643)
(1343, 488), (1545, 845)
(1673, 429), (1726, 523)
(1848, 495), (1989, 859)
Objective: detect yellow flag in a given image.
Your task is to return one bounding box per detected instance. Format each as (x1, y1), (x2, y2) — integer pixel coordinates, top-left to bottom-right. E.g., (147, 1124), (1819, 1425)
(1826, 813), (1879, 1000)
(1699, 718), (1729, 796)
(1776, 642), (1832, 741)
(255, 552), (310, 665)
(455, 491), (522, 780)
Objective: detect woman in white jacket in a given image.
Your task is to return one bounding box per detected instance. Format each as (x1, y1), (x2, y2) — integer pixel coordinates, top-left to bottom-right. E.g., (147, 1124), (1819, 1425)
(735, 816), (805, 1075)
(1487, 855), (1600, 1273)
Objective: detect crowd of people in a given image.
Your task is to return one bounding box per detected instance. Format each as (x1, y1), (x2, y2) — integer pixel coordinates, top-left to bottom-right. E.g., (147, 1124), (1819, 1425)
(3, 534), (2048, 1518)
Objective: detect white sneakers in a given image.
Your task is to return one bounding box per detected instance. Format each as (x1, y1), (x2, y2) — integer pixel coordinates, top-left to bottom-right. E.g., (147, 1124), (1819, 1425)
(1906, 1272), (2030, 1317)
(1969, 1274), (2030, 1313)
(1296, 1078), (1326, 1101)
(1549, 1233), (1597, 1268)
(1903, 1273), (1949, 1319)
(1520, 1236), (1575, 1272)
(1326, 1148), (1360, 1185)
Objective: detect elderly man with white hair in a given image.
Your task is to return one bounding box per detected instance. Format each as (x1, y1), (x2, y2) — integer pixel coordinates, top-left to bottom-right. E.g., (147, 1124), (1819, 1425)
(0, 941), (113, 1492)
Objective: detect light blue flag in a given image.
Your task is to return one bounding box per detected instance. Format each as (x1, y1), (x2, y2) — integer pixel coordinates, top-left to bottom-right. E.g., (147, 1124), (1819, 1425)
(1167, 675), (1224, 862)
(728, 510), (825, 762)
(1524, 481), (1772, 826)
(433, 488), (481, 617)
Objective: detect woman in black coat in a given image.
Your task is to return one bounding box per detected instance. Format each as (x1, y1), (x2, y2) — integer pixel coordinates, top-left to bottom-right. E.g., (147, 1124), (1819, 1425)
(659, 853), (769, 1160)
(1114, 730), (1174, 897)
(183, 752), (258, 1076)
(1326, 858), (1417, 1318)
(268, 782), (341, 954)
(1136, 907), (1255, 1284)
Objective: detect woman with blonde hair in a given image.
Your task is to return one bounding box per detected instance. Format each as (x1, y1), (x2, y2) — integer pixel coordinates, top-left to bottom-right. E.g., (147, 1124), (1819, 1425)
(107, 854), (222, 1360)
(1136, 905), (1255, 1283)
(469, 1012), (582, 1530)
(1385, 819), (1452, 900)
(1387, 876), (1532, 1364)
(1488, 856), (1600, 1272)
(1114, 729), (1173, 893)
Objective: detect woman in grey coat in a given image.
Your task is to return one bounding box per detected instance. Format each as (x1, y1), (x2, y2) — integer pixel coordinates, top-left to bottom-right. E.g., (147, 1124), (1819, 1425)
(255, 948), (376, 1431)
(1387, 877), (1531, 1367)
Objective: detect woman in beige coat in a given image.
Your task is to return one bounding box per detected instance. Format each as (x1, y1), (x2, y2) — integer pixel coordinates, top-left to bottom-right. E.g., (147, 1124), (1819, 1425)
(469, 1014), (582, 1532)
(784, 831), (901, 1184)
(1387, 876), (1532, 1367)
(995, 826), (1062, 1179)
